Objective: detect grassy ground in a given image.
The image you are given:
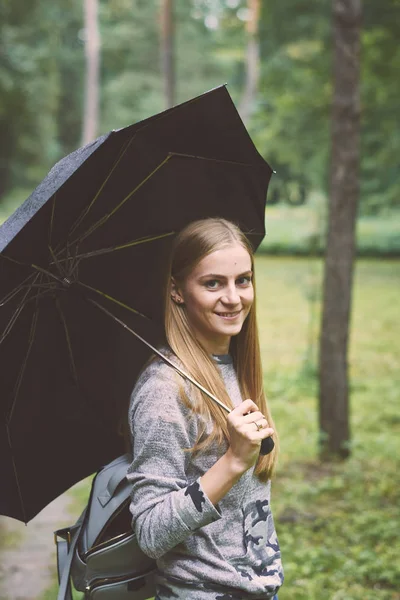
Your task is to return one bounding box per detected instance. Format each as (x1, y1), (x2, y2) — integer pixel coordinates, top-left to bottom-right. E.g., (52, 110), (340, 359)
(39, 257), (400, 599)
(256, 257), (400, 600)
(258, 203), (400, 256)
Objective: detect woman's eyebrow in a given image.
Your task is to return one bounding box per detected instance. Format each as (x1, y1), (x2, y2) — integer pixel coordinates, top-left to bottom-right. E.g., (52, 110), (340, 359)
(199, 270), (252, 280)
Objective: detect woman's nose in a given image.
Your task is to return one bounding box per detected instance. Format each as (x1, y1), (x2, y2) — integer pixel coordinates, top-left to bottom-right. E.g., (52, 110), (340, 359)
(222, 284), (240, 304)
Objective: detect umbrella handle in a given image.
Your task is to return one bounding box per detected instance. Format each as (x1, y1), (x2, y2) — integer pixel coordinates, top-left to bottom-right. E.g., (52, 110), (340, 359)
(260, 437), (275, 455)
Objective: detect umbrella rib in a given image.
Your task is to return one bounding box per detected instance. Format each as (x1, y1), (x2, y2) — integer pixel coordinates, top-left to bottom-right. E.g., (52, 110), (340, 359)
(6, 295), (40, 426)
(4, 283), (42, 524)
(27, 282), (61, 290)
(168, 152), (253, 168)
(0, 253), (28, 268)
(66, 135), (138, 240)
(0, 271), (38, 307)
(65, 238), (81, 283)
(66, 155), (173, 248)
(2, 282), (61, 305)
(76, 281), (150, 321)
(54, 231), (174, 268)
(0, 273), (41, 346)
(87, 297), (232, 415)
(64, 152), (257, 251)
(55, 298), (79, 387)
(16, 284), (65, 303)
(30, 263), (67, 285)
(48, 193), (56, 248)
(48, 244), (67, 278)
(6, 423), (28, 524)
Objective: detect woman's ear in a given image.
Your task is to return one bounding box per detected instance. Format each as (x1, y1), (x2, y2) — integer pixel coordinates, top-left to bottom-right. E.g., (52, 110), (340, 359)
(170, 277), (184, 305)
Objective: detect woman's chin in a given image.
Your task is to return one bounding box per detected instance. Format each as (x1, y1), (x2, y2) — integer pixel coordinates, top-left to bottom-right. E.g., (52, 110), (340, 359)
(213, 321), (244, 336)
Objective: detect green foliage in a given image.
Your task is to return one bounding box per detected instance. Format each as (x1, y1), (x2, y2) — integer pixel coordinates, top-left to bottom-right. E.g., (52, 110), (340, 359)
(0, 0), (232, 204)
(253, 0), (400, 214)
(361, 0), (400, 214)
(253, 0), (331, 194)
(1, 0), (398, 214)
(100, 0), (225, 131)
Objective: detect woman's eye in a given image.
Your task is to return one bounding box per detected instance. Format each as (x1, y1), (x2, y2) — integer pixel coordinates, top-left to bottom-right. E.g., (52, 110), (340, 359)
(237, 276), (252, 286)
(205, 280), (220, 289)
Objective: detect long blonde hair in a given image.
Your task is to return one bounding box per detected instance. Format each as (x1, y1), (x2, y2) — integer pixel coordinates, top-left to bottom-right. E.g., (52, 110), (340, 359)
(164, 218), (278, 481)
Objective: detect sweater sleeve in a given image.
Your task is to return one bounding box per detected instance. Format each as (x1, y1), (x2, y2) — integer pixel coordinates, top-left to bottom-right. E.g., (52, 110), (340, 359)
(126, 364), (222, 559)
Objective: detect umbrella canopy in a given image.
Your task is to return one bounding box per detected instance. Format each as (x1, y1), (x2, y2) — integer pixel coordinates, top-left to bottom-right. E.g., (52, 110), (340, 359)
(0, 85), (272, 522)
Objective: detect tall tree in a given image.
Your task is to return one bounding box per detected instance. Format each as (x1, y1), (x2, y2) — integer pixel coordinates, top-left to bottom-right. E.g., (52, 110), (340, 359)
(160, 0), (175, 109)
(318, 0), (362, 458)
(239, 0), (261, 124)
(82, 0), (100, 145)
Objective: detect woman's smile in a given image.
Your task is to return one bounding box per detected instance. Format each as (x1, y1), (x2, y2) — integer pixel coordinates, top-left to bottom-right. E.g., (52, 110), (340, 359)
(215, 309), (242, 320)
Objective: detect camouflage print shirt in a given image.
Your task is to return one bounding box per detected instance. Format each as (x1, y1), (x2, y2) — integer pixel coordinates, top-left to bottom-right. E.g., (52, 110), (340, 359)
(127, 352), (284, 600)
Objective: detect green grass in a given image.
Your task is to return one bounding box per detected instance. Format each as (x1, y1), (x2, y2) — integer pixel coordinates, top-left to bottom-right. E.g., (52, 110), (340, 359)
(0, 522), (23, 549)
(42, 580), (83, 600)
(259, 202), (400, 257)
(256, 257), (400, 600)
(39, 257), (400, 599)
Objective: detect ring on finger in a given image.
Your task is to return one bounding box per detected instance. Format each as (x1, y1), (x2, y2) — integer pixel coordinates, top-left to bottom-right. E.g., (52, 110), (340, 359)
(254, 420), (264, 432)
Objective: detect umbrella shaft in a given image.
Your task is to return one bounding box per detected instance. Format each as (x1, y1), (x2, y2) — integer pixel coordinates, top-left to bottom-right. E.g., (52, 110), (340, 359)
(88, 298), (231, 414)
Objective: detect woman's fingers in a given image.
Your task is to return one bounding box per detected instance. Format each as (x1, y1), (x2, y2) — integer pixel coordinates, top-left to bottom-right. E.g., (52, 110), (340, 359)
(255, 424), (274, 438)
(230, 402), (269, 428)
(242, 411), (265, 425)
(228, 403), (273, 436)
(230, 399), (259, 416)
(248, 417), (269, 431)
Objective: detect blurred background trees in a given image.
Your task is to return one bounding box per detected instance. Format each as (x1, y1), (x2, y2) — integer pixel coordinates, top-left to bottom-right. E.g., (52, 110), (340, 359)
(0, 0), (399, 457)
(1, 0), (399, 217)
(160, 0), (175, 108)
(82, 0), (100, 144)
(1, 3), (399, 596)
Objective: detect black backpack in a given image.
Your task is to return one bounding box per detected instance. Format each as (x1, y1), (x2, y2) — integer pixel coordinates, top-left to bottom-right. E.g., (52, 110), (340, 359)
(55, 454), (156, 599)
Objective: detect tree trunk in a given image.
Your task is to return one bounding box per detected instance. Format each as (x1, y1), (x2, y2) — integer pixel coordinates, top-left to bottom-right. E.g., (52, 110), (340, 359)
(160, 0), (175, 109)
(318, 0), (362, 459)
(239, 0), (261, 124)
(82, 0), (100, 145)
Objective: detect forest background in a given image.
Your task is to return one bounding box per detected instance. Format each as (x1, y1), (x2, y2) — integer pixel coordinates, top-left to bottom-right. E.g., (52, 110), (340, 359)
(1, 0), (399, 255)
(0, 1), (399, 600)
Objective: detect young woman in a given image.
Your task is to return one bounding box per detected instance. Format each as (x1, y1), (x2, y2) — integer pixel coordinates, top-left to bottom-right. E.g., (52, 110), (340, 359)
(127, 218), (283, 600)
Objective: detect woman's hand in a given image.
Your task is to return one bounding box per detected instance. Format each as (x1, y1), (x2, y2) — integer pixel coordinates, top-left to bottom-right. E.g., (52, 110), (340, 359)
(225, 399), (274, 473)
(200, 399), (274, 505)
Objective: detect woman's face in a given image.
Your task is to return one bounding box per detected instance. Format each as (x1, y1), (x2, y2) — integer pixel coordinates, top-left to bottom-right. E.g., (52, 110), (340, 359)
(173, 243), (254, 355)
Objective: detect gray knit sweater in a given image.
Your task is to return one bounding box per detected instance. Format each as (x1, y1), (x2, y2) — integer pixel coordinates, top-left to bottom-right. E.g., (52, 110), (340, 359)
(127, 353), (284, 600)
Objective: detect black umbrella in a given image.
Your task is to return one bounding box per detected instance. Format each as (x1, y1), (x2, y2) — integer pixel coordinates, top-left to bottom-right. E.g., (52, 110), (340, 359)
(0, 85), (273, 522)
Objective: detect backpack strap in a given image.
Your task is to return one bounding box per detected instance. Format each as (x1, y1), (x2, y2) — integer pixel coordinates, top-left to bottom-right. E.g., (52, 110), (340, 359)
(55, 509), (87, 600)
(98, 459), (130, 507)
